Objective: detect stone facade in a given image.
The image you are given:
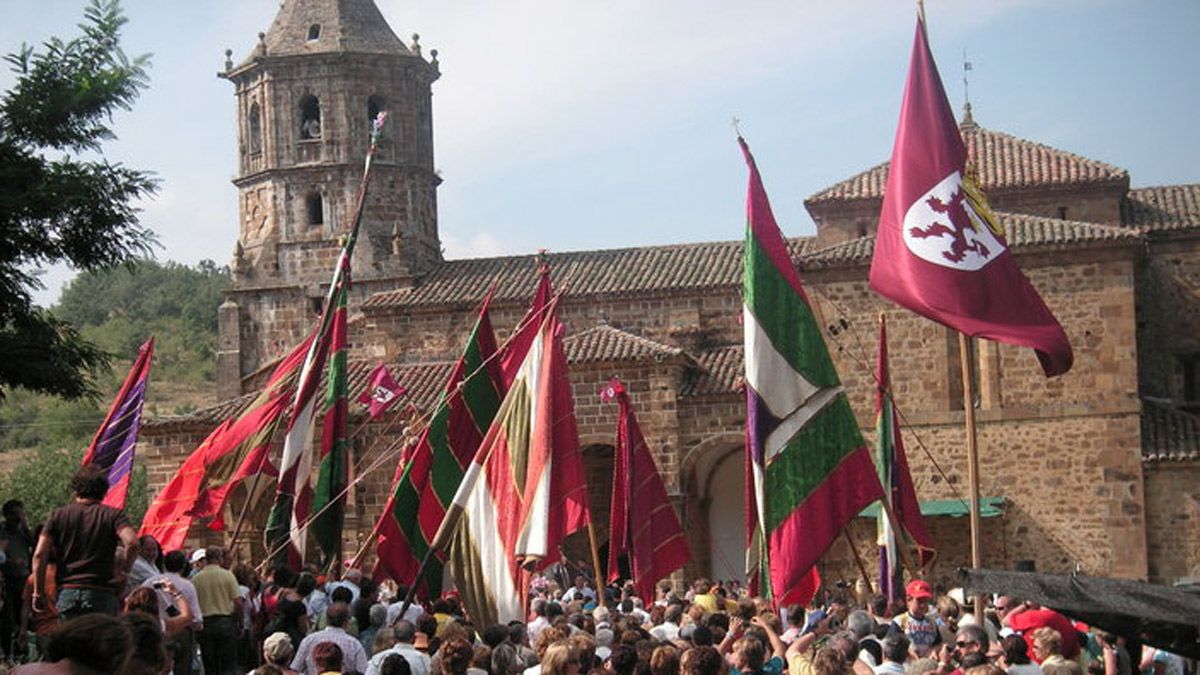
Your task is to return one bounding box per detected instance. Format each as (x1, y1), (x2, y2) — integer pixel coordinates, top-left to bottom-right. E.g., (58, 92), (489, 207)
(140, 0), (1200, 594)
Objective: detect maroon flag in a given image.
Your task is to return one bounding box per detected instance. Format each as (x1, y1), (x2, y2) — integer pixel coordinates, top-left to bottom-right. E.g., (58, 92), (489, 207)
(869, 17), (1072, 377)
(357, 363), (406, 419)
(601, 378), (691, 602)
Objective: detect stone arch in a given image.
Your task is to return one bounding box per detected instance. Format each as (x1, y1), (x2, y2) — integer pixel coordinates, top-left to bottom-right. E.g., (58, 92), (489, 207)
(679, 432), (745, 582)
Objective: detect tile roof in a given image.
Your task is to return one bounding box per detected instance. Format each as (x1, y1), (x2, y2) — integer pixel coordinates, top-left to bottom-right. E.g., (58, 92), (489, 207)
(1121, 184), (1200, 232)
(806, 124), (1129, 204)
(364, 239), (811, 309)
(148, 327), (684, 429)
(681, 345), (743, 396)
(800, 211), (1137, 269)
(563, 325), (682, 364)
(1141, 399), (1200, 462)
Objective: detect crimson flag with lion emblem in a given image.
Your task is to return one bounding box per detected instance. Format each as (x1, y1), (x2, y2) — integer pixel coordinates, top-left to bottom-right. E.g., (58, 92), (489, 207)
(869, 16), (1072, 377)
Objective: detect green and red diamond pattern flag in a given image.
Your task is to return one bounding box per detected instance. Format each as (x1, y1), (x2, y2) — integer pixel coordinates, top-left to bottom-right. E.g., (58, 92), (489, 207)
(311, 259), (352, 567)
(740, 136), (885, 606)
(869, 16), (1072, 377)
(875, 315), (935, 600)
(373, 291), (505, 594)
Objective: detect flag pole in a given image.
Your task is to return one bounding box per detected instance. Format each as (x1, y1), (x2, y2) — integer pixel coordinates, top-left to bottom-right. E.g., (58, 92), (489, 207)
(586, 519), (607, 608)
(957, 332), (986, 619)
(841, 530), (874, 594)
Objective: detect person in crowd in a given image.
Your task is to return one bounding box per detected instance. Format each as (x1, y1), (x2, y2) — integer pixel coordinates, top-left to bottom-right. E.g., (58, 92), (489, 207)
(127, 535), (163, 592)
(146, 549), (203, 675)
(312, 641), (344, 675)
(543, 641), (583, 675)
(190, 549), (207, 575)
(361, 603), (389, 654)
(1004, 603), (1079, 663)
(1137, 645), (1183, 675)
(999, 634), (1042, 675)
(292, 602), (370, 675)
(875, 634), (909, 675)
(848, 610), (882, 668)
(383, 653), (415, 675)
(2, 500), (35, 657)
(562, 577), (597, 605)
(32, 465), (139, 621)
(194, 546), (243, 675)
(17, 557), (57, 662)
(256, 631), (300, 675)
(1031, 629), (1082, 675)
(437, 636), (477, 675)
(649, 606), (683, 644)
(124, 582), (194, 639)
(272, 566), (312, 653)
(123, 611), (170, 675)
(235, 562), (263, 673)
(330, 568), (365, 606)
(367, 620), (432, 675)
(888, 581), (941, 659)
(680, 647), (724, 675)
(12, 613), (133, 674)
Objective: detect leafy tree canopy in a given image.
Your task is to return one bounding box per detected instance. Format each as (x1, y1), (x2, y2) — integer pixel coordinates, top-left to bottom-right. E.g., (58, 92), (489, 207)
(0, 0), (158, 401)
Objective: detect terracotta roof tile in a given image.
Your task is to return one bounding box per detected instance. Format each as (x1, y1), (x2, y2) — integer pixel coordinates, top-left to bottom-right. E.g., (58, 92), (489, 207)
(564, 325), (682, 364)
(365, 239), (810, 309)
(800, 211), (1137, 269)
(1141, 399), (1200, 462)
(1121, 184), (1200, 232)
(682, 345), (743, 396)
(806, 125), (1129, 204)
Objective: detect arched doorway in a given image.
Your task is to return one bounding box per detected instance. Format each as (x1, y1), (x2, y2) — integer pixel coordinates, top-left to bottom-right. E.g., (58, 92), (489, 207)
(680, 434), (745, 584)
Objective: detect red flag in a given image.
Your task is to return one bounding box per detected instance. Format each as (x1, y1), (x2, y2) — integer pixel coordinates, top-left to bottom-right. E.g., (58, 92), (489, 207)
(869, 17), (1072, 377)
(357, 363), (406, 419)
(138, 337), (310, 551)
(601, 378), (691, 602)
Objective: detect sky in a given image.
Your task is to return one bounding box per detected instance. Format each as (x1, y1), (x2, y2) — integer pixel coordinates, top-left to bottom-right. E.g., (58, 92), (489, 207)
(4, 0), (1199, 306)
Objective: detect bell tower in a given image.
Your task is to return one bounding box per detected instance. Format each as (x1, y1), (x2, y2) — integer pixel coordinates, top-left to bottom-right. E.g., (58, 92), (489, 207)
(216, 0), (442, 398)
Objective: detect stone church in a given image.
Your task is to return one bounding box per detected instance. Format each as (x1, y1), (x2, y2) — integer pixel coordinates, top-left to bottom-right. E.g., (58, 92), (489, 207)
(142, 0), (1200, 591)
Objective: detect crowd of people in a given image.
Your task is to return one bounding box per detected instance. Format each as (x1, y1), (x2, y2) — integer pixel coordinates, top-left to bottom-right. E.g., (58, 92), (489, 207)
(0, 466), (1192, 675)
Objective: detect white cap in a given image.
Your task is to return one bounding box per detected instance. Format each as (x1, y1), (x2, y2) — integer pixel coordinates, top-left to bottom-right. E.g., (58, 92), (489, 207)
(190, 549), (206, 564)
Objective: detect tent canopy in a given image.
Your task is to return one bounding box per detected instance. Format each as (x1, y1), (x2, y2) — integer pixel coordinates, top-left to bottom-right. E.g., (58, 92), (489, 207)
(959, 568), (1200, 659)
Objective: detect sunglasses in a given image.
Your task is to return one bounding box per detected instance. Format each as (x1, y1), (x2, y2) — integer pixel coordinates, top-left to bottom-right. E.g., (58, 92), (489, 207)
(994, 605), (1009, 611)
(955, 641), (978, 648)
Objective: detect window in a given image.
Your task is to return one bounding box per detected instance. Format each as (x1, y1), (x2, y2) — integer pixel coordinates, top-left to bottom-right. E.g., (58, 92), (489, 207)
(1057, 206), (1068, 220)
(307, 24), (321, 41)
(299, 94), (321, 139)
(248, 102), (262, 153)
(305, 192), (323, 226)
(855, 221), (868, 238)
(368, 95), (385, 129)
(1183, 354), (1200, 404)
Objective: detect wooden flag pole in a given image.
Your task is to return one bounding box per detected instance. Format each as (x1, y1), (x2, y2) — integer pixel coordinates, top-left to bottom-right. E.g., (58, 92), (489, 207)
(957, 332), (987, 620)
(586, 519), (607, 608)
(841, 530), (874, 594)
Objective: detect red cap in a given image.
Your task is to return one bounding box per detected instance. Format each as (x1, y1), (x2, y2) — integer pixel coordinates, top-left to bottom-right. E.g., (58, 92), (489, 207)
(906, 580), (933, 600)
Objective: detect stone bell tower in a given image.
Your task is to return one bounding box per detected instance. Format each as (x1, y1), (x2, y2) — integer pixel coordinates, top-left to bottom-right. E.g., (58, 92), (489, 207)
(215, 0), (442, 399)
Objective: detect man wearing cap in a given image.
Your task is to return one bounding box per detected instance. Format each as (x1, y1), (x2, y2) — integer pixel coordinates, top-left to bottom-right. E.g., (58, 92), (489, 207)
(189, 548), (207, 576)
(888, 580), (941, 658)
(194, 546), (242, 675)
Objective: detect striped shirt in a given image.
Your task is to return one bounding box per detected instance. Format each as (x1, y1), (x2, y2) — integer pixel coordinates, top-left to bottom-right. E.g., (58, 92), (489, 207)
(290, 627), (369, 675)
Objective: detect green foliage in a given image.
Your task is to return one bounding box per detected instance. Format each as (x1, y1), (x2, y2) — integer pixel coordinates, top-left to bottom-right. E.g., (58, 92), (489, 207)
(0, 445), (149, 527)
(0, 0), (157, 401)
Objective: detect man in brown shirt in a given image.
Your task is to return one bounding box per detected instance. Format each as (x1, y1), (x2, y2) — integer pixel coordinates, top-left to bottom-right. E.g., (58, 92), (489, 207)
(31, 465), (138, 622)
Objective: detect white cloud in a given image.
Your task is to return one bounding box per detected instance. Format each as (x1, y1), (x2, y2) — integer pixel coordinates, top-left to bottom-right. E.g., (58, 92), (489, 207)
(440, 230), (513, 260)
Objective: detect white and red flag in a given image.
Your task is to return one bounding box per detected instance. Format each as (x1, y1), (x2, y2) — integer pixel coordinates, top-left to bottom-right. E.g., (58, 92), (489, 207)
(357, 363), (406, 419)
(869, 16), (1072, 377)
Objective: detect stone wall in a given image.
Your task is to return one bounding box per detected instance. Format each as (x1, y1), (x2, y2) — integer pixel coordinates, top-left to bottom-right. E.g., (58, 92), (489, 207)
(1136, 234), (1200, 404)
(1143, 459), (1200, 583)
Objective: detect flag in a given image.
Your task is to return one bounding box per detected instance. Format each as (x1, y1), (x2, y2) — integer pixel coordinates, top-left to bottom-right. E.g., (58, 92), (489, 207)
(83, 337), (154, 509)
(869, 17), (1072, 377)
(436, 300), (590, 628)
(875, 316), (935, 600)
(373, 293), (505, 594)
(139, 336), (310, 551)
(264, 111), (388, 565)
(373, 270), (548, 594)
(601, 377), (691, 603)
(740, 136), (885, 607)
(357, 363), (406, 419)
(311, 261), (352, 566)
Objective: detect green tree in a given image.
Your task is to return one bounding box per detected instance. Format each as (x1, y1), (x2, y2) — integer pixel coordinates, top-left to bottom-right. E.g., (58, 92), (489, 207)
(0, 444), (148, 527)
(0, 0), (157, 401)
